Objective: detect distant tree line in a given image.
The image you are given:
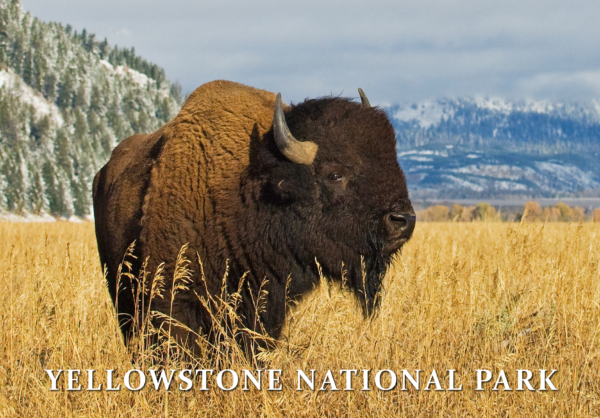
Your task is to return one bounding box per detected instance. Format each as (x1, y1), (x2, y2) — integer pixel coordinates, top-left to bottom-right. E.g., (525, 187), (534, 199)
(418, 201), (600, 223)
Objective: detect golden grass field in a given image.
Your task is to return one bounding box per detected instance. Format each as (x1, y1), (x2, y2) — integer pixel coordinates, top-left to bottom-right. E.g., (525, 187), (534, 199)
(1, 221), (600, 417)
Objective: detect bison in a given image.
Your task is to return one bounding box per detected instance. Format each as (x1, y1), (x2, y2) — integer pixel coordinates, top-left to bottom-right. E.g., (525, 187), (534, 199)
(93, 80), (415, 356)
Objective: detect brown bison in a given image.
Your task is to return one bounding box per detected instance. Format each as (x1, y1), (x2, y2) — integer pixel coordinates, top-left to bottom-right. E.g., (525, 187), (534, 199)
(93, 80), (415, 356)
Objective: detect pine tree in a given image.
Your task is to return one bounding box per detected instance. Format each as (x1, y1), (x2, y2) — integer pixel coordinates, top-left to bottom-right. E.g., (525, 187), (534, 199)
(41, 159), (62, 215)
(56, 68), (75, 110)
(27, 163), (45, 214)
(53, 128), (72, 178)
(42, 72), (57, 101)
(71, 172), (90, 216)
(73, 81), (88, 108)
(3, 151), (26, 213)
(10, 31), (24, 73)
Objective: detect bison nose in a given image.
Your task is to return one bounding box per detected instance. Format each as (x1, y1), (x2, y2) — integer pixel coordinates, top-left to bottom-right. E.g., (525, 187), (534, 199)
(385, 212), (416, 238)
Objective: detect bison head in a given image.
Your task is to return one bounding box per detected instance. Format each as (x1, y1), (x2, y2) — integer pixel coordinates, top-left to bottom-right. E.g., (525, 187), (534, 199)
(246, 90), (415, 315)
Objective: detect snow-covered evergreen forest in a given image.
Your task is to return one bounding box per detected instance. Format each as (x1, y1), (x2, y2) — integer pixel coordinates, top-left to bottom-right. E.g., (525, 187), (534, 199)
(0, 0), (182, 218)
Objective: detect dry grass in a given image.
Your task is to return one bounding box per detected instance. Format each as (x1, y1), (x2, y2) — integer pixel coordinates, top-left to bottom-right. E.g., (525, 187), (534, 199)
(1, 221), (600, 417)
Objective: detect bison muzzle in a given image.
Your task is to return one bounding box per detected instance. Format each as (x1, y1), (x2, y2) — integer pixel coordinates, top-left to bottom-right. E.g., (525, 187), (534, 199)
(93, 80), (415, 357)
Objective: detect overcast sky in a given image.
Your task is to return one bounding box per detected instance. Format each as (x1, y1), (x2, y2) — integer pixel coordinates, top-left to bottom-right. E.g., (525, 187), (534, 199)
(18, 0), (600, 105)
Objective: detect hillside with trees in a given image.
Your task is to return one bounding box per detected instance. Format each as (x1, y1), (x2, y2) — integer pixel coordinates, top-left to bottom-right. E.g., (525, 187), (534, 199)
(0, 0), (182, 218)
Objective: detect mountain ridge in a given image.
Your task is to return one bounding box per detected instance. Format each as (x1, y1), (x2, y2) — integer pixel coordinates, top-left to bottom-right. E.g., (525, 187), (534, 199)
(386, 97), (600, 199)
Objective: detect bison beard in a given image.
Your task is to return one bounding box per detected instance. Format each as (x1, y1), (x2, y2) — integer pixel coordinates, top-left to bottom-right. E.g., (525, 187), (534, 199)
(93, 80), (415, 359)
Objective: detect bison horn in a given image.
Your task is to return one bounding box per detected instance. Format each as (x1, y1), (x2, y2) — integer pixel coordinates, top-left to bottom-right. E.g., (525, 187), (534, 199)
(358, 88), (371, 107)
(273, 93), (318, 165)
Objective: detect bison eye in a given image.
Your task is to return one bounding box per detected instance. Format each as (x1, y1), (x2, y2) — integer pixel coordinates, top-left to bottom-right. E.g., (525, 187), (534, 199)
(329, 173), (344, 181)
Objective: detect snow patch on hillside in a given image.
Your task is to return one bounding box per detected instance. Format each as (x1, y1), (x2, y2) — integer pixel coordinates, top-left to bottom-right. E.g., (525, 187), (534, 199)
(473, 97), (556, 114)
(535, 162), (600, 189)
(115, 65), (151, 86)
(473, 97), (513, 113)
(450, 164), (537, 181)
(99, 59), (114, 71)
(495, 181), (528, 191)
(524, 99), (555, 114)
(100, 59), (152, 87)
(393, 101), (455, 128)
(442, 175), (485, 192)
(0, 69), (64, 126)
(409, 156), (433, 162)
(441, 174), (529, 193)
(398, 150), (448, 157)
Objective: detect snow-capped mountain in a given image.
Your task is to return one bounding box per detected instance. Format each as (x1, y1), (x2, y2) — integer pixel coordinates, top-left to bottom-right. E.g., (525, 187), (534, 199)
(386, 98), (600, 199)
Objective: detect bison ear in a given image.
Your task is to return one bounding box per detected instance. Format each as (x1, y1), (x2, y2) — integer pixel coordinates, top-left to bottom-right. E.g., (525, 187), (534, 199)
(266, 164), (318, 203)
